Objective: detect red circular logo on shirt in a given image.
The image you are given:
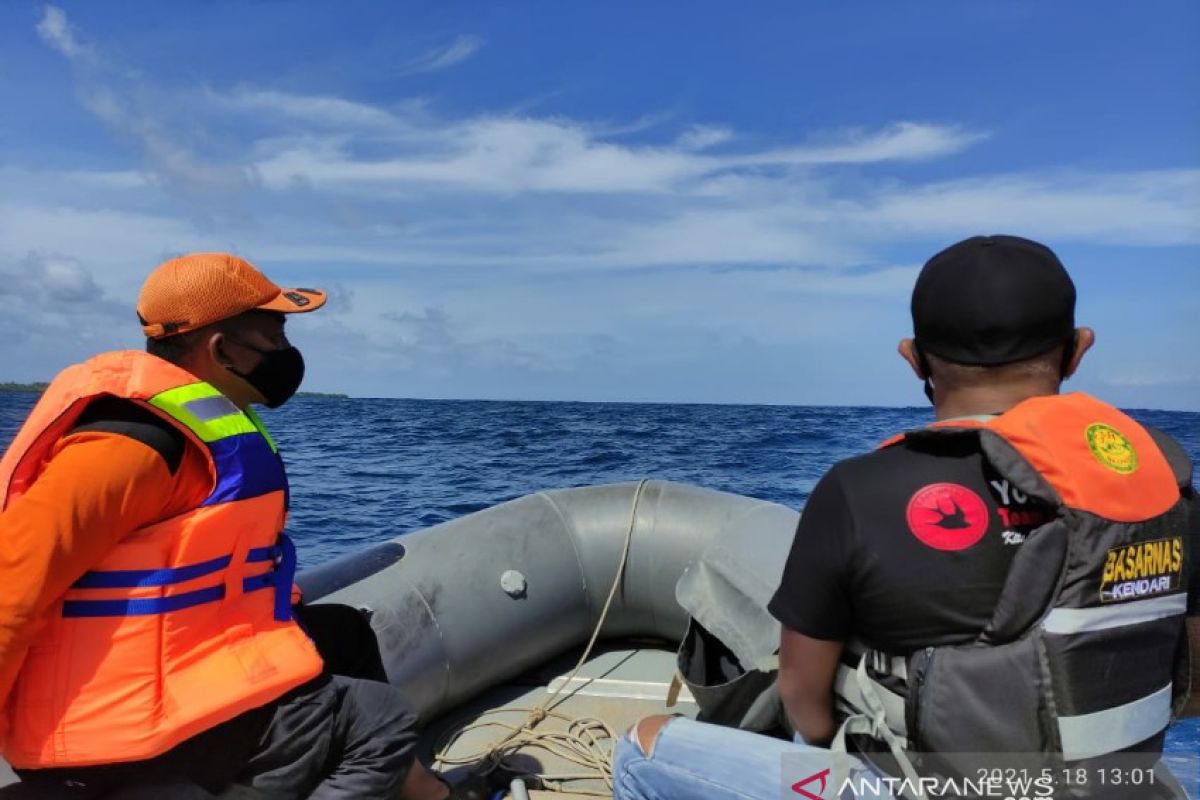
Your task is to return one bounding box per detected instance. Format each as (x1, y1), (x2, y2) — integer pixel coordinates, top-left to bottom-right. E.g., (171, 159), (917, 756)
(905, 483), (990, 551)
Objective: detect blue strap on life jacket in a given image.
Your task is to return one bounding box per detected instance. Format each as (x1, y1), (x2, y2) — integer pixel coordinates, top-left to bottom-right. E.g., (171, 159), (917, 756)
(270, 533), (298, 622)
(71, 555), (233, 588)
(64, 535), (297, 621)
(247, 544), (282, 564)
(63, 585), (230, 617)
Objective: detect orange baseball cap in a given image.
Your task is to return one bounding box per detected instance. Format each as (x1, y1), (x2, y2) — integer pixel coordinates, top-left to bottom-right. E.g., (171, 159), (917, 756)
(137, 253), (327, 339)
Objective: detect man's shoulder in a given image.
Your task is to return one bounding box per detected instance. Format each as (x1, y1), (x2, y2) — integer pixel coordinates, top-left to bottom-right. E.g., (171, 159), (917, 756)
(69, 397), (187, 475)
(827, 436), (965, 479)
(813, 437), (994, 524)
(1141, 425), (1194, 488)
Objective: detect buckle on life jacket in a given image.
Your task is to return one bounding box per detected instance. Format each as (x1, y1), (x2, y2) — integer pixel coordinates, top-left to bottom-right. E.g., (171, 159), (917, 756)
(245, 534), (298, 622)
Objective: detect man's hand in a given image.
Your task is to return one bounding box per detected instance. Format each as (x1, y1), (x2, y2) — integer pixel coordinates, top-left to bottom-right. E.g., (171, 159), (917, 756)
(778, 626), (844, 746)
(1182, 617), (1200, 718)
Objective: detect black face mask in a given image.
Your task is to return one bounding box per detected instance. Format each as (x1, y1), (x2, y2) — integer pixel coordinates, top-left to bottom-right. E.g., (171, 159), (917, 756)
(226, 341), (305, 408)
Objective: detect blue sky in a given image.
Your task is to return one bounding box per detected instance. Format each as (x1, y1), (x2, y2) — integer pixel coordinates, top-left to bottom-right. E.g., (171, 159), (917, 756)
(0, 2), (1197, 409)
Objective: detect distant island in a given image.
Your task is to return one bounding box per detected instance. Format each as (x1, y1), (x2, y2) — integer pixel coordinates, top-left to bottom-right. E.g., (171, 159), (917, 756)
(0, 382), (347, 399)
(297, 391), (350, 399)
(0, 382), (48, 394)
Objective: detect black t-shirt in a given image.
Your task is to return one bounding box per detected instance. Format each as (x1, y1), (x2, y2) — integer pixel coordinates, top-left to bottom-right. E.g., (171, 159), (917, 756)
(767, 430), (1200, 655)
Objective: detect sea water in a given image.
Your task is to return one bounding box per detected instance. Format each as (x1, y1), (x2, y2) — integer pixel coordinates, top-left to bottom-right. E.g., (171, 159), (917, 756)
(2, 393), (1197, 757)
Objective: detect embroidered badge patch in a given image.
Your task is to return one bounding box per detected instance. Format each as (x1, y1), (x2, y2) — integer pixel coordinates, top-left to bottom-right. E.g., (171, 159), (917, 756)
(1086, 423), (1138, 474)
(1100, 537), (1183, 603)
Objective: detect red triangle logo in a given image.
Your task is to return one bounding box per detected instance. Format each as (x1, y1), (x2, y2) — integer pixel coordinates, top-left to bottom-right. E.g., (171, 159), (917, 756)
(791, 767), (831, 799)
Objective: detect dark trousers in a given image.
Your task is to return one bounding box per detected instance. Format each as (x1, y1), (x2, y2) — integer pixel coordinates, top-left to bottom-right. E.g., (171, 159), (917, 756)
(15, 603), (419, 800)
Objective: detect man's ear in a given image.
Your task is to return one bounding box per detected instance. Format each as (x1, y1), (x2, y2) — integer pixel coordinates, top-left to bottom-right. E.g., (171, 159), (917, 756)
(898, 338), (926, 380)
(1062, 327), (1095, 380)
(205, 329), (231, 369)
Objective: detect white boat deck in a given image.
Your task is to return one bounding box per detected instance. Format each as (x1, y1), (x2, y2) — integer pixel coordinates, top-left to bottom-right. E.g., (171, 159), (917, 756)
(422, 642), (697, 798)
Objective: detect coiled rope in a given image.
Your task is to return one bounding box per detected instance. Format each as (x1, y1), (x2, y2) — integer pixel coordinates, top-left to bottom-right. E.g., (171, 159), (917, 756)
(433, 479), (650, 796)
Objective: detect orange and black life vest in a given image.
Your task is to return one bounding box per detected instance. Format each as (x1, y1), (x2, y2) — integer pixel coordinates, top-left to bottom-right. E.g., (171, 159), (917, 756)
(834, 392), (1191, 797)
(0, 350), (323, 768)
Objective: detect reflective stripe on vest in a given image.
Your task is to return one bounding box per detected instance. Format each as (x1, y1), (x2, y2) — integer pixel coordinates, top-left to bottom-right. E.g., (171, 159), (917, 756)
(1043, 593), (1188, 635)
(149, 382), (285, 508)
(1057, 683), (1174, 761)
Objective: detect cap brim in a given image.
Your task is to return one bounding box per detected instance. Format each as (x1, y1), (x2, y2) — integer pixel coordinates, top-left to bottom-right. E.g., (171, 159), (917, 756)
(257, 287), (327, 314)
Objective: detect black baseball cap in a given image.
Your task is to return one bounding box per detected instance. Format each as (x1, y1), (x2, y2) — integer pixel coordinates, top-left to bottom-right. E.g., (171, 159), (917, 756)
(911, 234), (1076, 366)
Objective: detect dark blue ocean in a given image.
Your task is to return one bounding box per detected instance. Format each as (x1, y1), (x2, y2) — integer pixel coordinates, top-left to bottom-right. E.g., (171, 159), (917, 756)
(1, 394), (1198, 757)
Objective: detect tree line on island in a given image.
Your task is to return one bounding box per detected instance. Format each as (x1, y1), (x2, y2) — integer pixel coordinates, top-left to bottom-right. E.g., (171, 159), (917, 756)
(0, 382), (347, 399)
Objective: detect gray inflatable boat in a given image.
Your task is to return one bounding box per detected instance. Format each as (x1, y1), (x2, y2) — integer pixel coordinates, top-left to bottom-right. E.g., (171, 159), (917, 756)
(0, 480), (800, 798)
(302, 478), (799, 797)
(4, 479), (1198, 797)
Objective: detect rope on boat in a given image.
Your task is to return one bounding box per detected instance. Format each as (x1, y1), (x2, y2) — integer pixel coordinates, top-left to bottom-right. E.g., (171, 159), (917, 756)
(433, 478), (650, 796)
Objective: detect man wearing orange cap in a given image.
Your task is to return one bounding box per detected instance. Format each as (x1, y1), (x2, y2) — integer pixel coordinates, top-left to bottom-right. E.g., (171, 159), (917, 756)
(0, 254), (490, 798)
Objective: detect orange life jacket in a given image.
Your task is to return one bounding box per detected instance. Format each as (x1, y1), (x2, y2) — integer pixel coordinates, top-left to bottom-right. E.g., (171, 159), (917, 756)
(0, 350), (323, 769)
(884, 391), (1181, 523)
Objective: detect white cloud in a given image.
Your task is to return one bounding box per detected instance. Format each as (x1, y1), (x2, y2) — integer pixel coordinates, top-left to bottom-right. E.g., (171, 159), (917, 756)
(0, 204), (201, 274)
(30, 11), (989, 208)
(36, 6), (90, 60)
(0, 253), (98, 303)
(0, 253), (137, 379)
(306, 304), (554, 377)
(676, 125), (733, 151)
(64, 170), (148, 189)
(739, 265), (922, 297)
(612, 209), (859, 267)
(210, 88), (410, 130)
(742, 122), (988, 167)
(861, 170), (1200, 246)
(35, 8), (255, 202)
(384, 306), (457, 348)
(404, 34), (484, 74)
(250, 117), (982, 197)
(38, 258), (102, 302)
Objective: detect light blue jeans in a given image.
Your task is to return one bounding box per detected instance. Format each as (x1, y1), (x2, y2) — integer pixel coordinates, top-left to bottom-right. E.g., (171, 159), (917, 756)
(612, 718), (893, 800)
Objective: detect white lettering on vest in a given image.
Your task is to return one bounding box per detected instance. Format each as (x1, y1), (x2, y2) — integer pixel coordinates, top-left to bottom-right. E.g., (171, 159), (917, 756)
(990, 478), (1029, 506)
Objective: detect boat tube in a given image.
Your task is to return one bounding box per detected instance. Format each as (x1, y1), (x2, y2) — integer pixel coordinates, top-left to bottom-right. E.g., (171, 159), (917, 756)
(298, 479), (799, 722)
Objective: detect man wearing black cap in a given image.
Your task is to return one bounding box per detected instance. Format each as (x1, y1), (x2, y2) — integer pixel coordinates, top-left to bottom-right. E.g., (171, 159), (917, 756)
(612, 235), (1198, 800)
(772, 234), (1196, 746)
